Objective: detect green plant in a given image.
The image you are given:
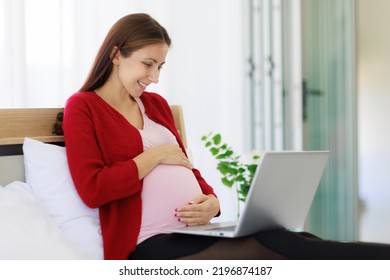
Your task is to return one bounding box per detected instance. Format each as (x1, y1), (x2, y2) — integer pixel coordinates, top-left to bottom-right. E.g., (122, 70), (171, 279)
(201, 132), (260, 204)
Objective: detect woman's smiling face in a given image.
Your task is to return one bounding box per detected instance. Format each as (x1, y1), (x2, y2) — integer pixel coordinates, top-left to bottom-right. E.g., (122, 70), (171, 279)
(115, 42), (169, 98)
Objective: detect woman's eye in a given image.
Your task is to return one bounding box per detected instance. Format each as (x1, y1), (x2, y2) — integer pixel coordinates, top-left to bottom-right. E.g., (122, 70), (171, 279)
(144, 63), (152, 68)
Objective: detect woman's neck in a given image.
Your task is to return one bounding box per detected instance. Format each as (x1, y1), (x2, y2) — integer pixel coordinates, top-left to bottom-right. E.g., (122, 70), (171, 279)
(95, 81), (137, 111)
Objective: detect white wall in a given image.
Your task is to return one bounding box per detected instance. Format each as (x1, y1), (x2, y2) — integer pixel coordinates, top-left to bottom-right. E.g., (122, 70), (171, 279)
(357, 0), (390, 243)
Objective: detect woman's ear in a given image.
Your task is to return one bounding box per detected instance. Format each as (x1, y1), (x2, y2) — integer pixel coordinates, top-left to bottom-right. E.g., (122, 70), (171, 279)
(110, 46), (121, 65)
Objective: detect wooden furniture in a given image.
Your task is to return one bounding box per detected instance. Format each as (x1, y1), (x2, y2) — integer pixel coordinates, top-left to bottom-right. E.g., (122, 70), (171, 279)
(0, 105), (187, 147)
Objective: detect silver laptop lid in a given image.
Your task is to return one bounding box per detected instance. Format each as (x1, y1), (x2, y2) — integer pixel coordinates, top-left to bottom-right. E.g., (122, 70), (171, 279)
(235, 151), (329, 235)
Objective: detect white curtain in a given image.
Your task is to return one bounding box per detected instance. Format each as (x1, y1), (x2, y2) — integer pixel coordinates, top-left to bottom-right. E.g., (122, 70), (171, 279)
(0, 0), (173, 108)
(0, 0), (245, 221)
(1, 0), (26, 107)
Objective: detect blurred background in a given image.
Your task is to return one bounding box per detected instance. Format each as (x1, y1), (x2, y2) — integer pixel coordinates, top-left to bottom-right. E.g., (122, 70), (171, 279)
(1, 0), (389, 244)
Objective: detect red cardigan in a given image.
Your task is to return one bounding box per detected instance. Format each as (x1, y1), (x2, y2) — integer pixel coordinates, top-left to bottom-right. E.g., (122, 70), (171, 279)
(63, 91), (217, 260)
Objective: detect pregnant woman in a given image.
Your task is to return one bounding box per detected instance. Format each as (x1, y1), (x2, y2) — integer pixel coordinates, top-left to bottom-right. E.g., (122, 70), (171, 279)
(63, 13), (390, 260)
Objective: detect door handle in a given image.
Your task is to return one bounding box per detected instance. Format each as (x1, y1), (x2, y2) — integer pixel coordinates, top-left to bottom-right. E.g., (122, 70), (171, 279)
(302, 80), (322, 121)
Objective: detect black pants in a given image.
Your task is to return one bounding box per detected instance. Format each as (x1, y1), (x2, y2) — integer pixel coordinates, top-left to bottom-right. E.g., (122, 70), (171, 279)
(129, 229), (390, 260)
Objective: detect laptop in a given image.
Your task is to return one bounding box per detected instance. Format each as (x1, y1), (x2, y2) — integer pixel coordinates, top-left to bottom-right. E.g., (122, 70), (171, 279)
(167, 151), (329, 238)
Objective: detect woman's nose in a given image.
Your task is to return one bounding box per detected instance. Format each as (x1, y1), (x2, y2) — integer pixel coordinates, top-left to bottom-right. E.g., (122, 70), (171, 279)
(148, 68), (160, 83)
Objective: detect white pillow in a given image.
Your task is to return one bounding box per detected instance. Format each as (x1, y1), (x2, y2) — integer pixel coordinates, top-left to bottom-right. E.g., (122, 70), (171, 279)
(23, 137), (103, 259)
(0, 181), (84, 259)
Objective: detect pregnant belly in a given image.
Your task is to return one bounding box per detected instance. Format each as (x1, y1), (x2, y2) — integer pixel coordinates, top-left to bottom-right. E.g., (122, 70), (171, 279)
(138, 164), (202, 243)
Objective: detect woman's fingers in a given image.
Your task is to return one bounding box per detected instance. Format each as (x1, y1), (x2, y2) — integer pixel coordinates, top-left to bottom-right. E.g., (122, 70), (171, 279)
(159, 144), (193, 169)
(175, 195), (220, 226)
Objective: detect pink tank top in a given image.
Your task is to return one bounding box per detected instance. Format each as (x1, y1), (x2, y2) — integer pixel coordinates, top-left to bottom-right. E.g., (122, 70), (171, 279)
(135, 98), (202, 244)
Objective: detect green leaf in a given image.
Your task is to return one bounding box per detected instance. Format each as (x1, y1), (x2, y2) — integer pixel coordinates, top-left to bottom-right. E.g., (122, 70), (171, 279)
(226, 165), (238, 175)
(238, 167), (246, 173)
(216, 154), (227, 159)
(217, 162), (239, 175)
(235, 175), (245, 182)
(216, 150), (234, 159)
(205, 141), (212, 147)
(253, 154), (261, 160)
(201, 135), (207, 141)
(238, 184), (250, 199)
(217, 162), (230, 175)
(212, 134), (222, 145)
(221, 177), (234, 187)
(210, 147), (219, 156)
(225, 150), (233, 157)
(247, 164), (258, 174)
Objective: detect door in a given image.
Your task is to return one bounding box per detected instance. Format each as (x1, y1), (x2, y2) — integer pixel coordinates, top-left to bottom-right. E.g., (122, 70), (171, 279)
(301, 0), (358, 241)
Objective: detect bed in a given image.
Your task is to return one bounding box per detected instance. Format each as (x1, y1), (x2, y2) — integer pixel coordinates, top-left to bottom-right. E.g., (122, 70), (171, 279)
(0, 105), (187, 259)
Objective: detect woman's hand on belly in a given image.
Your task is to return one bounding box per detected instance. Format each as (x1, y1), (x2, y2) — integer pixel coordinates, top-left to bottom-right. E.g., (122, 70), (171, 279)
(156, 144), (193, 169)
(175, 194), (220, 226)
(134, 144), (193, 179)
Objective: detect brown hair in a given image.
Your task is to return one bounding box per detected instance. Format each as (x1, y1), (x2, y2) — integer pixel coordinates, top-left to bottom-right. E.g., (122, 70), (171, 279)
(80, 13), (171, 92)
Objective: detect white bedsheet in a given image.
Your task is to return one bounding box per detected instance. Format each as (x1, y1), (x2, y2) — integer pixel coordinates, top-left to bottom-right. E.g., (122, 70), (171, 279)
(0, 181), (85, 259)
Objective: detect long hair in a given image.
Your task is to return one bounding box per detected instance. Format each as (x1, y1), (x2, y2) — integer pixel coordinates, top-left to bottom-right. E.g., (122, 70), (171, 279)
(80, 13), (171, 92)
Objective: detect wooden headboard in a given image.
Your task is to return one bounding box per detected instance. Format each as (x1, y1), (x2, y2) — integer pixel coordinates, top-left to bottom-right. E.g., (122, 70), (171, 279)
(0, 108), (65, 146)
(0, 105), (187, 150)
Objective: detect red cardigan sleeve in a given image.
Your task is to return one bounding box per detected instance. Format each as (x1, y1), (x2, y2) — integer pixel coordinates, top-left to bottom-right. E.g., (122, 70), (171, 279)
(63, 94), (142, 208)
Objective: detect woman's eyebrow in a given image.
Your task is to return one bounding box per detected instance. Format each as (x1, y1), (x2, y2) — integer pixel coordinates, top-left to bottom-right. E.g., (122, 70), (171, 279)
(144, 58), (166, 66)
(144, 58), (158, 63)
